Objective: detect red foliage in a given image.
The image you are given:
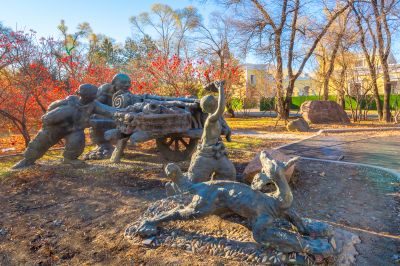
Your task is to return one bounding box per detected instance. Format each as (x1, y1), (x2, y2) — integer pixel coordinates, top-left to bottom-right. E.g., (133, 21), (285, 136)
(0, 29), (117, 146)
(0, 29), (243, 148)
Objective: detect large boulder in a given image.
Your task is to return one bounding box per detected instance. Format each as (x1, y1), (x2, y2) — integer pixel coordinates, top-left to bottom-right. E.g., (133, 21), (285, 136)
(243, 149), (296, 184)
(286, 118), (310, 132)
(300, 100), (350, 124)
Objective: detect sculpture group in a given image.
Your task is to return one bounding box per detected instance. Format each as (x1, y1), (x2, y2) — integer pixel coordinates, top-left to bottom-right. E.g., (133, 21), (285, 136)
(11, 74), (338, 261)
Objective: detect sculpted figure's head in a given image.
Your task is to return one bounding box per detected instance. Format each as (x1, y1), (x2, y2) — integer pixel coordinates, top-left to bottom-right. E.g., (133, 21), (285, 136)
(251, 151), (300, 191)
(200, 95), (217, 114)
(111, 73), (131, 92)
(76, 84), (98, 105)
(164, 163), (183, 183)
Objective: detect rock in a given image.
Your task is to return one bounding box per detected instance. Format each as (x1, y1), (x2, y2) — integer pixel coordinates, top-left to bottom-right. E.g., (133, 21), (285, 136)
(52, 220), (63, 227)
(142, 236), (155, 246)
(286, 118), (310, 132)
(333, 227), (361, 266)
(243, 149), (296, 184)
(0, 228), (7, 236)
(300, 100), (350, 124)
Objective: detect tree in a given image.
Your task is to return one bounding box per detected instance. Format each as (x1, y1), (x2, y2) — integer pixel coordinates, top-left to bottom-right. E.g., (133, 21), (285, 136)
(0, 30), (64, 145)
(130, 3), (201, 58)
(196, 12), (243, 116)
(320, 10), (351, 101)
(352, 0), (398, 122)
(214, 0), (352, 120)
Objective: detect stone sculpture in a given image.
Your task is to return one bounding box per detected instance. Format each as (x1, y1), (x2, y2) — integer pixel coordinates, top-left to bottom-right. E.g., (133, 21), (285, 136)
(135, 151), (336, 258)
(84, 73), (139, 160)
(12, 84), (119, 169)
(186, 81), (236, 182)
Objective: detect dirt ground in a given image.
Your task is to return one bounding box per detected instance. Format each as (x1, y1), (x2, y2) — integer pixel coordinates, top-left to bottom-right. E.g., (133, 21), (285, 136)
(0, 129), (399, 265)
(293, 160), (400, 266)
(0, 136), (285, 266)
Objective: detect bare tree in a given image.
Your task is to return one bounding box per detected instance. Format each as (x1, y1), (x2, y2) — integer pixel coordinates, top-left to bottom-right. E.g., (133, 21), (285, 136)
(351, 0), (399, 122)
(196, 12), (242, 116)
(214, 0), (352, 120)
(130, 4), (201, 58)
(320, 10), (352, 100)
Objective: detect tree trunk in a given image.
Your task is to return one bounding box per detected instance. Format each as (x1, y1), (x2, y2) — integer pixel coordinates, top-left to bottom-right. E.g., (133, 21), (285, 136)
(226, 104), (235, 118)
(383, 79), (391, 122)
(371, 0), (391, 122)
(337, 90), (345, 109)
(323, 34), (342, 101)
(21, 124), (31, 147)
(283, 79), (296, 119)
(275, 35), (286, 120)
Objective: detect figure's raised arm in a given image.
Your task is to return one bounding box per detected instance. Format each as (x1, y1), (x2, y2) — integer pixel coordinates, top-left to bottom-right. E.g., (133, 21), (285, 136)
(208, 81), (225, 122)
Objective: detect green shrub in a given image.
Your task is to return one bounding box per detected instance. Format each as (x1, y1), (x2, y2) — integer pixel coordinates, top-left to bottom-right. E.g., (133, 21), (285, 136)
(290, 95), (337, 109)
(260, 94), (400, 111)
(260, 97), (275, 111)
(230, 98), (243, 111)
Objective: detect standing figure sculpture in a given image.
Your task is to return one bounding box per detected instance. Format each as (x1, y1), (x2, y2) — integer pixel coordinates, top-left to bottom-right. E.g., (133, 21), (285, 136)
(12, 84), (119, 169)
(85, 73), (141, 160)
(187, 81), (236, 182)
(134, 152), (335, 258)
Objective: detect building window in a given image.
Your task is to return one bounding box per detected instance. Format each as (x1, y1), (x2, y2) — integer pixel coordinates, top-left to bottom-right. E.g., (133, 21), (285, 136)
(355, 59), (364, 67)
(303, 86), (310, 96)
(250, 74), (256, 85)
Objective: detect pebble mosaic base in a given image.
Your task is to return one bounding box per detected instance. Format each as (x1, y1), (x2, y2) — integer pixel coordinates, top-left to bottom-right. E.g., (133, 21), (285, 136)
(124, 194), (329, 265)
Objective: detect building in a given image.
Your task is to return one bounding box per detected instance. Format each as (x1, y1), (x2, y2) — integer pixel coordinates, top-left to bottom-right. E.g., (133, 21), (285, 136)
(348, 53), (400, 95)
(244, 63), (318, 106)
(243, 51), (400, 108)
(244, 64), (275, 105)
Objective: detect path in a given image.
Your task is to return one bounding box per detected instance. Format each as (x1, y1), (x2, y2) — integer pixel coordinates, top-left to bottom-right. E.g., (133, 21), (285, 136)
(278, 132), (400, 265)
(279, 133), (400, 171)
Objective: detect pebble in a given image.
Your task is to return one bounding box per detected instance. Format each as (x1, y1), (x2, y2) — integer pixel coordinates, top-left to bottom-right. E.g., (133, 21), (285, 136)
(0, 228), (7, 236)
(262, 256), (268, 263)
(129, 195), (324, 265)
(52, 220), (63, 227)
(142, 237), (155, 246)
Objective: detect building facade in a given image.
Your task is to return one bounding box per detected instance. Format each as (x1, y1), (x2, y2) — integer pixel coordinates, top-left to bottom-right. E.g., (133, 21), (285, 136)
(244, 64), (318, 106)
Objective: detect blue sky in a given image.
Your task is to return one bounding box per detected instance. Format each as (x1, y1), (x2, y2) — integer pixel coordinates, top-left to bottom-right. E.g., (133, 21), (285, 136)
(0, 0), (216, 42)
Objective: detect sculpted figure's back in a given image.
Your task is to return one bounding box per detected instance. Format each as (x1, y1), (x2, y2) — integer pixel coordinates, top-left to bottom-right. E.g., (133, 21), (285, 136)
(12, 84), (118, 169)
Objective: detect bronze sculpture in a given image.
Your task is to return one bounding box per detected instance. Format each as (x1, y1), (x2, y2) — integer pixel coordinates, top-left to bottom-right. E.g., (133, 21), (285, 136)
(84, 73), (139, 160)
(12, 84), (119, 169)
(134, 152), (335, 258)
(186, 81), (236, 182)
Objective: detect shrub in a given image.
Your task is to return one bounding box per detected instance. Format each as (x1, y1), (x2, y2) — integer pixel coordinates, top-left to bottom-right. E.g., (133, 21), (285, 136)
(230, 98), (243, 111)
(260, 97), (275, 111)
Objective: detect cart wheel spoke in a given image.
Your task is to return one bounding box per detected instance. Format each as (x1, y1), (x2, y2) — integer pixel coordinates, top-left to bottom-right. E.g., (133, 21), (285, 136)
(179, 138), (189, 148)
(174, 139), (179, 151)
(156, 136), (198, 162)
(166, 138), (174, 146)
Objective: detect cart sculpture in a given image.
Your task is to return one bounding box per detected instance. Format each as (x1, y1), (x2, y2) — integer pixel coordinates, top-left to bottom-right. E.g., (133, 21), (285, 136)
(101, 92), (230, 163)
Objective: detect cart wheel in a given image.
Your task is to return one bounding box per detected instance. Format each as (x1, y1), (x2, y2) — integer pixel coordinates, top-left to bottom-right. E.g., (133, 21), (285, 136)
(156, 135), (198, 162)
